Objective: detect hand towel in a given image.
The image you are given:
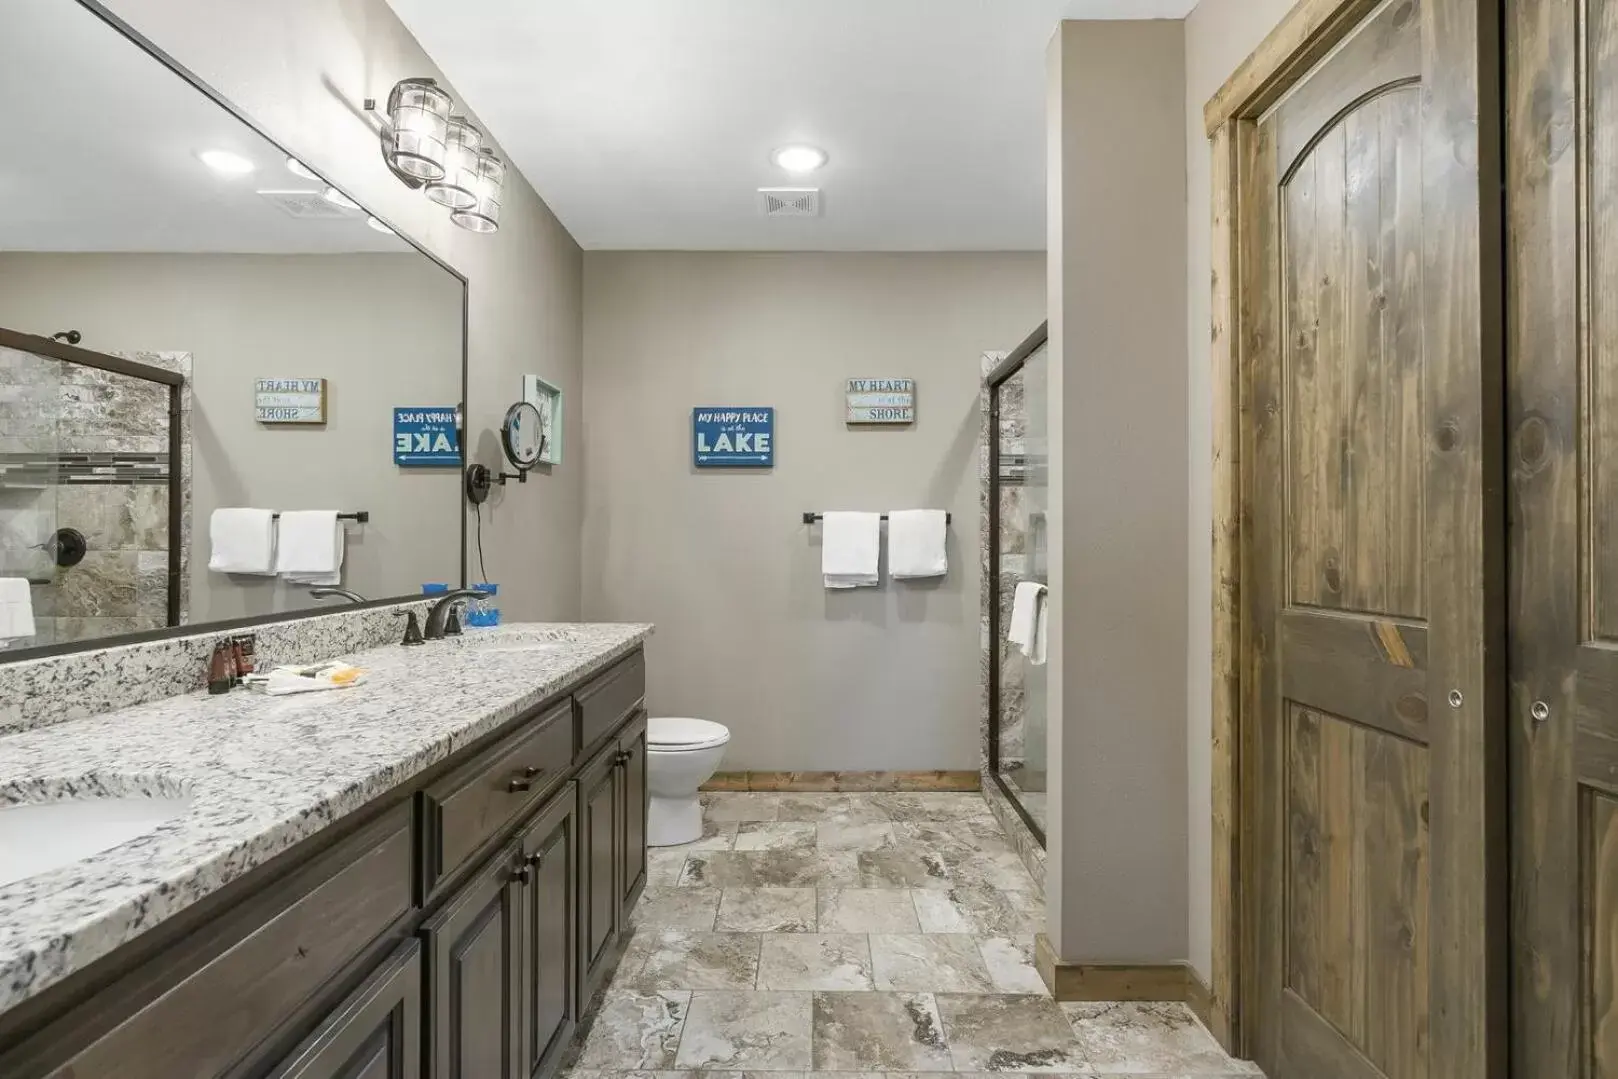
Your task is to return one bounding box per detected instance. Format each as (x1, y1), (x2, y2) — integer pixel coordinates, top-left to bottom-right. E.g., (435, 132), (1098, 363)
(887, 509), (948, 578)
(0, 577), (35, 642)
(208, 508), (276, 574)
(1008, 581), (1048, 665)
(275, 511), (344, 585)
(821, 511), (881, 589)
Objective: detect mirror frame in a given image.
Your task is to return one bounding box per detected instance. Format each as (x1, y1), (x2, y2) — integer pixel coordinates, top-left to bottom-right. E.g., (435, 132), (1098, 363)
(0, 0), (470, 665)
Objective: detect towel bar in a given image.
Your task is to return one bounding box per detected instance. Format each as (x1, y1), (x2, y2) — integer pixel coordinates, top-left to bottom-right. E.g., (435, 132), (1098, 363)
(801, 512), (951, 525)
(270, 511), (369, 523)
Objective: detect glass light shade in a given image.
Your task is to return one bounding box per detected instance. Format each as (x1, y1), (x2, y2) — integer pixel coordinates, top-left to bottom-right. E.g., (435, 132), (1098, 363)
(424, 117), (483, 210)
(386, 78), (451, 181)
(450, 150), (505, 233)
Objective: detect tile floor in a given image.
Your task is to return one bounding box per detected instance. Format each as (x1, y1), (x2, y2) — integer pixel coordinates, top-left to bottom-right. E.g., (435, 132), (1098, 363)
(562, 791), (1259, 1079)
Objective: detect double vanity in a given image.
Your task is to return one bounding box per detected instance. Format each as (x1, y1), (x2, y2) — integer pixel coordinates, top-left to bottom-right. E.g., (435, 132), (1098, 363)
(0, 619), (653, 1079)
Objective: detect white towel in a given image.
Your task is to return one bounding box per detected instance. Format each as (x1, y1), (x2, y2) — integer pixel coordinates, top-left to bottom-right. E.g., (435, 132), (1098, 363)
(887, 509), (948, 578)
(821, 511), (881, 589)
(0, 577), (35, 642)
(208, 508), (276, 574)
(275, 511), (344, 585)
(1008, 581), (1048, 665)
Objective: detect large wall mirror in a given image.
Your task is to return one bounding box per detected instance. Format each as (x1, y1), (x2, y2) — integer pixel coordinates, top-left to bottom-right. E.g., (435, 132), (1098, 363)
(0, 0), (466, 657)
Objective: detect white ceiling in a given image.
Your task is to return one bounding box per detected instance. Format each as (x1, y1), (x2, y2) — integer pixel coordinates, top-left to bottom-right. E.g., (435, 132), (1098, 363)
(385, 0), (1196, 251)
(0, 0), (407, 254)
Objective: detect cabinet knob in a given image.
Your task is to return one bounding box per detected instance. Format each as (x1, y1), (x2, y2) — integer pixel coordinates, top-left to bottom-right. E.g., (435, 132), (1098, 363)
(615, 749), (633, 766)
(512, 863), (532, 885)
(508, 778), (533, 793)
(522, 765), (543, 778)
(527, 851), (543, 869)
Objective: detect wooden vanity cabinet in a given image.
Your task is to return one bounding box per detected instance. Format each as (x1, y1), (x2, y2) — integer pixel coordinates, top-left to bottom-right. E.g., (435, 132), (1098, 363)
(0, 648), (645, 1079)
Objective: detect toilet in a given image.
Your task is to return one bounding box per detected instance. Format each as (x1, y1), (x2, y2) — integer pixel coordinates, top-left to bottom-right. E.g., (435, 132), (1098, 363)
(646, 717), (731, 847)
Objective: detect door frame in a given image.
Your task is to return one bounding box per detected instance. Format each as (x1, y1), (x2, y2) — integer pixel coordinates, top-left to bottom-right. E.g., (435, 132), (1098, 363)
(1203, 0), (1507, 1067)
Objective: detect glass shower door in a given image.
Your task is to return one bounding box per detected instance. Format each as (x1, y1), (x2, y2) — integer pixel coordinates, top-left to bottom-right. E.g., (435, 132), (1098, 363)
(0, 343), (63, 648)
(991, 338), (1049, 841)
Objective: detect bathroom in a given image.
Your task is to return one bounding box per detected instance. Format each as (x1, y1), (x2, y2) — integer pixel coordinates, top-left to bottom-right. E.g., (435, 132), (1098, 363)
(0, 1), (1260, 1077)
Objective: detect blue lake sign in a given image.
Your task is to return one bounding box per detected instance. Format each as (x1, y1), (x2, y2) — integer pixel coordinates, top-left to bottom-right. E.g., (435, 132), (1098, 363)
(393, 406), (461, 467)
(693, 407), (774, 468)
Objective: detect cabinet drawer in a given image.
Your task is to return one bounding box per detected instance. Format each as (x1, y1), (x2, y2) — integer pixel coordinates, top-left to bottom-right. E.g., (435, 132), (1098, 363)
(426, 699), (573, 891)
(24, 806), (413, 1079)
(576, 652), (645, 754)
(266, 941), (421, 1079)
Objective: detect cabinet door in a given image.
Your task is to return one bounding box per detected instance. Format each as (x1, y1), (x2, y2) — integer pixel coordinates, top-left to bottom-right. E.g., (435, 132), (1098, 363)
(577, 745), (621, 1003)
(267, 942), (422, 1079)
(518, 788), (578, 1079)
(422, 847), (520, 1079)
(618, 712), (648, 912)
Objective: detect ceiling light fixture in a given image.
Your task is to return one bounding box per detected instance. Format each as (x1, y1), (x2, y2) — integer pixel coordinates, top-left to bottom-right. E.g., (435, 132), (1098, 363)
(197, 149), (255, 176)
(286, 156), (319, 181)
(366, 216), (395, 235)
(772, 145), (827, 174)
(363, 78), (505, 235)
(321, 185), (360, 211)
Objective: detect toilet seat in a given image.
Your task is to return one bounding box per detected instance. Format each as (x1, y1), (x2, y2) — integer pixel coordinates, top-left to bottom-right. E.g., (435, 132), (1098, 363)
(648, 717), (730, 753)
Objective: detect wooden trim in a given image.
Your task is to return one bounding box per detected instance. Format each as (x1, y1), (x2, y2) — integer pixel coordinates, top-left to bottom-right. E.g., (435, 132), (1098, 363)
(1206, 118), (1241, 1060)
(1032, 935), (1189, 1002)
(1203, 0), (1384, 135)
(1186, 964), (1233, 1046)
(700, 771), (980, 793)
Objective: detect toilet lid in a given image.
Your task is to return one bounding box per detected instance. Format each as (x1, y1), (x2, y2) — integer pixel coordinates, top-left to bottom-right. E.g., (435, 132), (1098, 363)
(648, 717), (730, 751)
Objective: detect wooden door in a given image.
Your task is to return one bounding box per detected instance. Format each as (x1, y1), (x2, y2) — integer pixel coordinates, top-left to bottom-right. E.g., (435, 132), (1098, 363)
(1239, 0), (1502, 1076)
(577, 744), (621, 1003)
(267, 943), (422, 1079)
(619, 712), (649, 910)
(518, 789), (578, 1079)
(1508, 0), (1618, 1073)
(422, 847), (520, 1079)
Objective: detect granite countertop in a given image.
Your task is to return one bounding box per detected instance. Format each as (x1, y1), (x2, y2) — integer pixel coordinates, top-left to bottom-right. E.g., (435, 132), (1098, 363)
(0, 621), (652, 1015)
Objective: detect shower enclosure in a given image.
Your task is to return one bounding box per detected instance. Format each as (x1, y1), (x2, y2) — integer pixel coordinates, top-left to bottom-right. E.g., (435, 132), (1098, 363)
(987, 323), (1048, 843)
(0, 329), (183, 648)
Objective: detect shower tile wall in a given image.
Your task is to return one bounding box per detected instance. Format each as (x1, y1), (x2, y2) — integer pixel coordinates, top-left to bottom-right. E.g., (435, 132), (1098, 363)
(0, 346), (190, 648)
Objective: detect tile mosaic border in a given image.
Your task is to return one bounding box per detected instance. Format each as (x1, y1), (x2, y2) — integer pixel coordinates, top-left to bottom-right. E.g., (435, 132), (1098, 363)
(0, 598), (433, 735)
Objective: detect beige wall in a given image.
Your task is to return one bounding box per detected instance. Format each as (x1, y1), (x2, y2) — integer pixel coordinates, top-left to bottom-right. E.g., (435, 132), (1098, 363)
(1182, 0), (1298, 983)
(0, 252), (462, 622)
(1046, 19), (1188, 963)
(99, 0), (585, 622)
(581, 252), (1044, 769)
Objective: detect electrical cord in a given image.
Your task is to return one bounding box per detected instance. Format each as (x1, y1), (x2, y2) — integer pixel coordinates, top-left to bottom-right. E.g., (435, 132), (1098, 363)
(475, 501), (489, 585)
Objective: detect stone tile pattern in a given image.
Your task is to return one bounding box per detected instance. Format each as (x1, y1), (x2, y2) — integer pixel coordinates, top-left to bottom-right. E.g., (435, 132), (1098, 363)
(569, 792), (1254, 1077)
(0, 621), (653, 1013)
(0, 348), (192, 649)
(977, 352), (1047, 889)
(705, 771), (982, 793)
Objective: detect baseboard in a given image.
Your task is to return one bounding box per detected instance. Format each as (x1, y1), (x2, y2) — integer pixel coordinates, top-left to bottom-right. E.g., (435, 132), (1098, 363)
(1184, 963), (1236, 1053)
(701, 770), (980, 792)
(1033, 934), (1189, 1002)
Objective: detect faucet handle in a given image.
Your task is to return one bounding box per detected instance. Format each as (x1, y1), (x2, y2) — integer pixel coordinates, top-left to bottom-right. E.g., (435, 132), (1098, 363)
(444, 606), (463, 636)
(400, 611), (425, 647)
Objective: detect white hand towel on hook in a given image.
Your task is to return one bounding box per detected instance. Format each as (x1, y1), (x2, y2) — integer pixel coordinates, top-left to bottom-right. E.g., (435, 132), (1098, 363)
(821, 511), (881, 589)
(208, 508), (276, 574)
(0, 577), (36, 642)
(1008, 581), (1048, 665)
(886, 509), (948, 578)
(275, 511), (344, 585)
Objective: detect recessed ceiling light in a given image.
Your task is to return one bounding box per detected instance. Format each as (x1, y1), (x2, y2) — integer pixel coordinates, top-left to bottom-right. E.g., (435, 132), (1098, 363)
(197, 149), (255, 176)
(321, 185), (360, 211)
(366, 216), (395, 235)
(286, 156), (319, 180)
(772, 145), (827, 174)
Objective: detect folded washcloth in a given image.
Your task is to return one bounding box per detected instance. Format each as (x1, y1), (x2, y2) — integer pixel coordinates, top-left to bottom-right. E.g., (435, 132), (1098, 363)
(821, 511), (881, 589)
(887, 509), (948, 578)
(275, 510), (343, 585)
(1008, 581), (1048, 665)
(0, 577), (35, 642)
(254, 662), (367, 696)
(208, 509), (276, 574)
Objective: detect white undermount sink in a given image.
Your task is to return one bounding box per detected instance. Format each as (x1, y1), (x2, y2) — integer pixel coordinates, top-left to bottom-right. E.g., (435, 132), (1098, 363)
(0, 789), (193, 887)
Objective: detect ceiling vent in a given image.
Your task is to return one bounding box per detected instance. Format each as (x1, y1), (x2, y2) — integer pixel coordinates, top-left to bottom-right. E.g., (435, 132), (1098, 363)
(757, 187), (821, 218)
(256, 189), (354, 220)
